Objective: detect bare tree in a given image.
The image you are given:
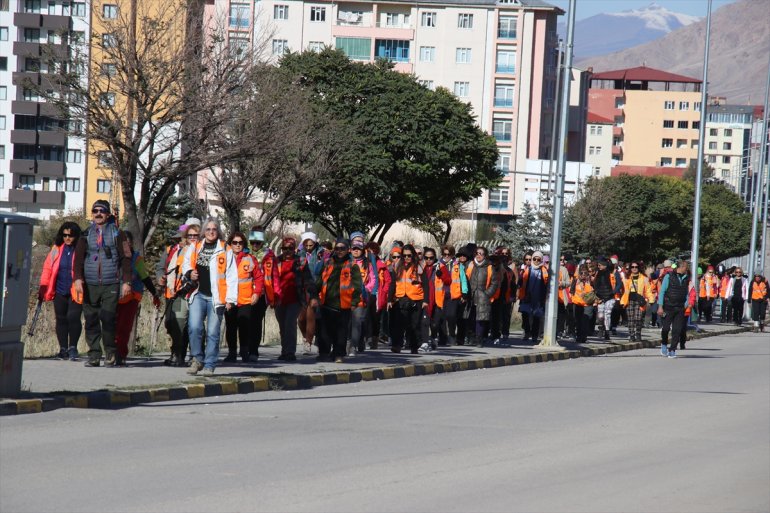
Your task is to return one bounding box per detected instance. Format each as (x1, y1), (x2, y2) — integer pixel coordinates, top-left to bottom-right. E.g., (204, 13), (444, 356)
(36, 0), (271, 251)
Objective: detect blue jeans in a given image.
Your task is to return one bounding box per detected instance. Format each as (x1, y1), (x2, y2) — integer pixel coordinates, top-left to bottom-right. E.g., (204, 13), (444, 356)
(188, 294), (224, 369)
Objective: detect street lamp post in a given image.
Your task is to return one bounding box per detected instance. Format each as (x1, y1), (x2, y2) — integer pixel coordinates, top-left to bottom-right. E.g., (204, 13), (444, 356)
(748, 53), (770, 282)
(757, 54), (770, 274)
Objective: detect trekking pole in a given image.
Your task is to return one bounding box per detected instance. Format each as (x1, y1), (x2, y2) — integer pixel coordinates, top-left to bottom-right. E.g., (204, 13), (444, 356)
(27, 300), (43, 336)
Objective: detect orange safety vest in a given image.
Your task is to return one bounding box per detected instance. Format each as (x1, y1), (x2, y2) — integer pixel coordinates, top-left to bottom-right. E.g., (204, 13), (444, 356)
(163, 244), (185, 299)
(719, 275), (731, 298)
(620, 274), (652, 308)
(235, 253), (259, 305)
(449, 262), (463, 300)
(189, 241), (229, 304)
(263, 254), (276, 305)
(751, 281), (768, 301)
(490, 267), (502, 302)
(699, 274), (719, 299)
(395, 265), (424, 301)
(517, 266), (549, 300)
(434, 271), (446, 309)
(571, 279), (594, 306)
(319, 259), (355, 309)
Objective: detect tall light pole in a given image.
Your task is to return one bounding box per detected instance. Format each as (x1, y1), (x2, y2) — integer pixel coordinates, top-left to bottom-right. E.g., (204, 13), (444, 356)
(757, 53), (770, 274)
(539, 0), (575, 348)
(747, 53), (770, 282)
(689, 0), (711, 276)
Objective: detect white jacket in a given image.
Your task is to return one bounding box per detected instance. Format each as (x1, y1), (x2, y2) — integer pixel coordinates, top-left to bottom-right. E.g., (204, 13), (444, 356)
(181, 239), (238, 307)
(724, 276), (749, 301)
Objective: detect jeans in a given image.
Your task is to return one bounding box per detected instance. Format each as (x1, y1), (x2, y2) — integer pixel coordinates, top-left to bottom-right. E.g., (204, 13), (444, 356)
(350, 305), (368, 352)
(188, 293), (224, 370)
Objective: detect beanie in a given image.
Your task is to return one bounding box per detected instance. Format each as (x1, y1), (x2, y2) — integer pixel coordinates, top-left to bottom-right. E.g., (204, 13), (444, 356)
(300, 231), (318, 244)
(350, 231), (365, 242)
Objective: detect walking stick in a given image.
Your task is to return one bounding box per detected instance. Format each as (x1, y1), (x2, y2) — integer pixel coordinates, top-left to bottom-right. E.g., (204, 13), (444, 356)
(27, 300), (43, 336)
(149, 302), (162, 359)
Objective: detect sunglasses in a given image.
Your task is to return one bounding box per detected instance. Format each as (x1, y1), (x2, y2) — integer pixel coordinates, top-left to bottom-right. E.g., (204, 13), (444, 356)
(62, 232), (74, 238)
(250, 240), (262, 244)
(424, 255), (436, 260)
(282, 246), (294, 251)
(391, 255), (401, 259)
(403, 254), (414, 258)
(351, 247), (363, 251)
(630, 265), (639, 269)
(231, 240), (244, 245)
(334, 246), (348, 251)
(524, 258), (532, 262)
(92, 208), (108, 214)
(442, 252), (451, 256)
(533, 257), (542, 261)
(187, 233), (199, 239)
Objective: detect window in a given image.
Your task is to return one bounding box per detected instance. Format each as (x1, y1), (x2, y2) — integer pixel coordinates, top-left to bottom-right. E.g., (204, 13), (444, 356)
(677, 120), (688, 129)
(489, 188), (509, 209)
(724, 128), (733, 137)
(102, 4), (117, 19)
(273, 5), (288, 20)
(308, 41), (324, 52)
(23, 89), (40, 101)
(0, 27), (8, 41)
(692, 121), (700, 130)
(72, 1), (85, 16)
(722, 156), (731, 164)
(662, 138), (673, 148)
(96, 179), (111, 193)
(590, 126), (596, 135)
(66, 149), (81, 163)
(589, 146), (595, 155)
(453, 81), (469, 97)
(419, 46), (435, 62)
(494, 84), (514, 107)
(19, 175), (36, 188)
(0, 57), (6, 71)
(723, 142), (732, 150)
(0, 176), (3, 189)
(418, 80), (434, 90)
(679, 101), (689, 111)
(691, 139), (699, 148)
(65, 178), (80, 192)
(596, 126), (603, 135)
(24, 28), (40, 42)
(100, 93), (116, 106)
(498, 16), (517, 39)
(695, 102), (702, 112)
(102, 33), (117, 48)
(0, 115), (5, 130)
(708, 155), (717, 163)
(708, 141), (717, 150)
(384, 12), (399, 26)
(25, 57), (41, 72)
(615, 97), (625, 109)
(593, 166), (601, 175)
(69, 31), (85, 45)
(0, 145), (4, 159)
(709, 128), (718, 136)
(497, 153), (511, 173)
(496, 50), (516, 73)
(721, 169), (729, 178)
(310, 6), (325, 22)
(335, 37), (371, 60)
(272, 39), (289, 56)
(229, 3), (250, 27)
(676, 139), (687, 148)
(24, 0), (40, 13)
(98, 151), (113, 167)
(664, 101), (675, 110)
(421, 12), (436, 27)
(661, 157), (672, 166)
(0, 86), (6, 100)
(457, 13), (473, 29)
(456, 48), (472, 64)
(47, 1), (55, 14)
(375, 39), (410, 62)
(493, 119), (512, 142)
(595, 146), (602, 155)
(102, 63), (117, 76)
(675, 158), (687, 168)
(228, 33), (249, 56)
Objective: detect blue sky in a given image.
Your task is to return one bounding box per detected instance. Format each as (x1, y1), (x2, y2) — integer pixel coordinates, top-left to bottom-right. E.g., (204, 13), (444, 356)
(548, 0), (738, 20)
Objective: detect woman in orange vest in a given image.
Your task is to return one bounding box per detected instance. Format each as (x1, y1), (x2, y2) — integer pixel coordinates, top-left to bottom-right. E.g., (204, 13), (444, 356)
(422, 247), (452, 349)
(388, 244), (429, 354)
(38, 221), (83, 360)
(223, 231), (264, 364)
(750, 274), (769, 332)
(317, 238), (362, 362)
(619, 260), (654, 342)
(465, 246), (500, 347)
(698, 265), (720, 323)
(570, 264), (595, 343)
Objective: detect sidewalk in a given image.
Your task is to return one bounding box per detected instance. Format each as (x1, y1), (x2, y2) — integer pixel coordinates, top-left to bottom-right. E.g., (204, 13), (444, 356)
(1, 322), (749, 415)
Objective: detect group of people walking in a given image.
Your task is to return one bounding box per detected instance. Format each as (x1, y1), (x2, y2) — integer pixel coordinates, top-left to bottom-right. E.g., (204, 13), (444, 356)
(37, 201), (770, 373)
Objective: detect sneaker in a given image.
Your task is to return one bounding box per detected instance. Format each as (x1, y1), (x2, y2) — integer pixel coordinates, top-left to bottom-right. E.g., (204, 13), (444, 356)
(347, 347), (357, 357)
(68, 347), (79, 361)
(491, 338), (501, 346)
(201, 367), (215, 376)
(84, 358), (100, 368)
(56, 348), (68, 360)
(302, 342), (313, 355)
(418, 342), (430, 353)
(187, 359), (203, 375)
(660, 344), (668, 357)
(334, 357), (344, 364)
(223, 354), (237, 363)
(115, 356), (127, 367)
(104, 353), (117, 367)
(248, 354), (259, 363)
(667, 350), (677, 359)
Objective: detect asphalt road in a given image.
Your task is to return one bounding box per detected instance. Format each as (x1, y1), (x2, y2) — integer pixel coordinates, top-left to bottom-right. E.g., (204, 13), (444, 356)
(1, 332), (768, 513)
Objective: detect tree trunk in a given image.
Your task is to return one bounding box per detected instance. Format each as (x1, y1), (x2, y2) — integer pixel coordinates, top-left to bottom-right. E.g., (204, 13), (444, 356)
(442, 220), (453, 245)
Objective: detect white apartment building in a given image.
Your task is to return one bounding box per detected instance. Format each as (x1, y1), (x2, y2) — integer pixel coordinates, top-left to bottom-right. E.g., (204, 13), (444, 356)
(0, 0), (89, 220)
(584, 112), (613, 178)
(704, 104), (756, 206)
(212, 0), (563, 221)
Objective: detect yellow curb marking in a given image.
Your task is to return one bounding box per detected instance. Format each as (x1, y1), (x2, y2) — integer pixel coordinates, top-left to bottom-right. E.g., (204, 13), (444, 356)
(186, 384), (205, 398)
(16, 400), (42, 414)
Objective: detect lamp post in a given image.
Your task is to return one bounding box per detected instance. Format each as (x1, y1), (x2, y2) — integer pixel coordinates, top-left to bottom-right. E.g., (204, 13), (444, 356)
(748, 53), (770, 282)
(757, 53), (770, 274)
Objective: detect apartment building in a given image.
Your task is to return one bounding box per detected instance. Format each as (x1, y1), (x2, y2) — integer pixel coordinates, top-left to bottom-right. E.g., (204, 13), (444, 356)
(588, 66), (703, 176)
(703, 104), (756, 204)
(584, 111), (613, 178)
(0, 0), (89, 219)
(212, 0), (563, 219)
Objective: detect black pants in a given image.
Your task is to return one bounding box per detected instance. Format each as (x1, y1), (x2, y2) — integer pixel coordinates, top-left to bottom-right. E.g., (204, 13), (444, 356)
(574, 305), (594, 343)
(251, 295), (268, 353)
(661, 306), (686, 352)
(751, 301), (767, 323)
(164, 297), (189, 359)
(442, 297), (460, 344)
(521, 311), (531, 337)
(490, 300), (506, 339)
(731, 298), (744, 325)
(53, 293), (82, 350)
(720, 298), (732, 322)
(390, 301), (422, 352)
(698, 298), (715, 322)
(556, 302), (567, 335)
(225, 303), (255, 358)
(431, 306), (447, 345)
(319, 307), (351, 358)
(502, 302), (514, 338)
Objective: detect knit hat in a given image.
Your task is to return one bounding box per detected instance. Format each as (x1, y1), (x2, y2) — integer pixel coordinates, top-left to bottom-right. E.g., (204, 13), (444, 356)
(707, 265), (715, 271)
(335, 237), (350, 248)
(351, 240), (365, 249)
(249, 230), (265, 242)
(282, 237), (296, 249)
(92, 199), (110, 212)
(610, 256), (618, 265)
(456, 245), (472, 258)
(596, 257), (610, 267)
(300, 231), (318, 244)
(184, 217), (201, 228)
(390, 246), (403, 256)
(350, 231), (365, 243)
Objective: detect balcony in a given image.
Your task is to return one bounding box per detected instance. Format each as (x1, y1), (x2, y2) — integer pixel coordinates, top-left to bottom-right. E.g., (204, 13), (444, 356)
(39, 131), (67, 146)
(13, 41), (41, 57)
(611, 145), (623, 156)
(10, 160), (37, 174)
(42, 14), (71, 31)
(496, 65), (515, 74)
(14, 12), (42, 28)
(37, 161), (66, 177)
(494, 98), (514, 108)
(12, 71), (41, 87)
(11, 130), (38, 145)
(612, 126), (623, 137)
(36, 191), (66, 205)
(48, 43), (70, 60)
(11, 101), (60, 117)
(8, 190), (36, 204)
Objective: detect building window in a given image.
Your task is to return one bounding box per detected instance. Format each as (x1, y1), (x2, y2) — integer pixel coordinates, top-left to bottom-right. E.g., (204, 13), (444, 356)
(0, 27), (8, 41)
(675, 158), (687, 168)
(722, 156), (731, 164)
(595, 146), (602, 155)
(708, 155), (717, 163)
(102, 63), (117, 77)
(662, 138), (673, 148)
(588, 146), (595, 155)
(455, 47), (471, 64)
(100, 93), (116, 107)
(692, 121), (700, 130)
(664, 101), (675, 110)
(335, 37), (371, 60)
(676, 139), (687, 148)
(708, 141), (717, 150)
(489, 188), (509, 209)
(492, 118), (512, 142)
(723, 142), (732, 150)
(273, 5), (288, 20)
(24, 0), (40, 13)
(596, 126), (603, 135)
(593, 166), (601, 175)
(453, 81), (470, 97)
(691, 139), (699, 148)
(421, 12), (436, 27)
(308, 41), (324, 52)
(0, 115), (5, 130)
(272, 39), (289, 56)
(679, 101), (689, 111)
(65, 149), (82, 163)
(19, 175), (36, 188)
(457, 13), (473, 29)
(375, 39), (410, 62)
(419, 46), (435, 62)
(102, 4), (117, 19)
(310, 6), (326, 22)
(229, 3), (250, 27)
(661, 157), (672, 166)
(496, 50), (516, 73)
(23, 89), (40, 101)
(0, 86), (6, 100)
(418, 80), (434, 90)
(498, 16), (517, 39)
(709, 128), (718, 136)
(590, 126), (596, 135)
(497, 153), (511, 173)
(0, 175), (3, 189)
(65, 178), (80, 192)
(96, 179), (111, 193)
(72, 2), (85, 16)
(0, 145), (4, 159)
(384, 12), (399, 26)
(663, 120), (674, 129)
(724, 128), (733, 137)
(0, 57), (6, 71)
(102, 33), (117, 48)
(677, 120), (688, 129)
(695, 102), (702, 112)
(494, 84), (514, 107)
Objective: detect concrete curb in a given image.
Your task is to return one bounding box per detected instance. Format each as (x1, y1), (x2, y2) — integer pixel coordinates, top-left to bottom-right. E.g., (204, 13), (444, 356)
(0, 327), (750, 416)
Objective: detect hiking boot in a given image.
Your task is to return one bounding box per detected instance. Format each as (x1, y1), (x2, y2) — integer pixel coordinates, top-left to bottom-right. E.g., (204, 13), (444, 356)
(104, 353), (117, 367)
(223, 353), (237, 363)
(84, 358), (100, 367)
(201, 367), (215, 377)
(187, 359), (203, 375)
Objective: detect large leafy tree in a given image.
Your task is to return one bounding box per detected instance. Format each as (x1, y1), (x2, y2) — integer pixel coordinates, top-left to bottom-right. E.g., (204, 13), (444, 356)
(278, 49), (500, 241)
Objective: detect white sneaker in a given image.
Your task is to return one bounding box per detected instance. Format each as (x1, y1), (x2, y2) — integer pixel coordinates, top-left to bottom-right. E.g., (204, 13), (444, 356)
(347, 347), (357, 357)
(418, 342), (431, 353)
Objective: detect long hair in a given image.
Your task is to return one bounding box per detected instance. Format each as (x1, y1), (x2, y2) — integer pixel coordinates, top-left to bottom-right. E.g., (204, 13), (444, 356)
(54, 221), (82, 246)
(203, 217), (223, 241)
(395, 244), (418, 274)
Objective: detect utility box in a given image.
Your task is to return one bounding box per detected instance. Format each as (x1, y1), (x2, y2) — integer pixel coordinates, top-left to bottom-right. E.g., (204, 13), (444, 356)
(0, 214), (34, 397)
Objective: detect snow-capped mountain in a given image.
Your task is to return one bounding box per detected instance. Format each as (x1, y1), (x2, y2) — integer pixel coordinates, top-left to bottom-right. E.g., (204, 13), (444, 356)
(558, 2), (701, 59)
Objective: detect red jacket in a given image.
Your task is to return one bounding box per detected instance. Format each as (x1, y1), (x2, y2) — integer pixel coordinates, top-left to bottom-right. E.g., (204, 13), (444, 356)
(375, 259), (392, 311)
(39, 244), (82, 303)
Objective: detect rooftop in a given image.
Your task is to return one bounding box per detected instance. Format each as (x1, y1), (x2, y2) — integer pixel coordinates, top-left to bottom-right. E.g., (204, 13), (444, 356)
(349, 0), (563, 10)
(591, 66), (701, 85)
(587, 112), (613, 124)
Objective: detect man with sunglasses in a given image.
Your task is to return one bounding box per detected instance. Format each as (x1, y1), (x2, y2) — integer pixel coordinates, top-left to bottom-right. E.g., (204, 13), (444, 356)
(73, 200), (133, 367)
